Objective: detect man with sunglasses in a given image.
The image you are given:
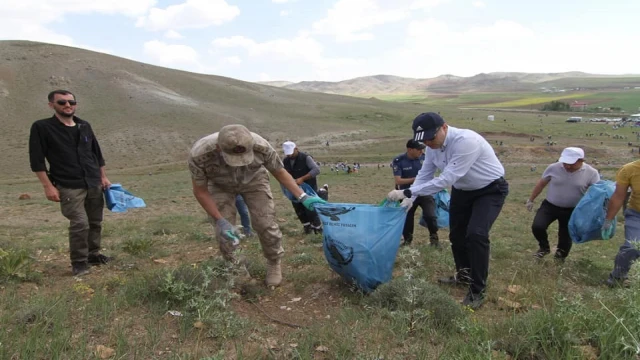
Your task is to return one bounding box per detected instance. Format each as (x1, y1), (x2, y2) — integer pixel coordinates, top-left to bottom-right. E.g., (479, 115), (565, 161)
(188, 124), (326, 287)
(386, 112), (508, 309)
(29, 90), (112, 277)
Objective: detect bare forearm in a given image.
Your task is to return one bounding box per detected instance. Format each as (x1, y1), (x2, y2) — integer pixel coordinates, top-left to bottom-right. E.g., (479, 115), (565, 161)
(35, 171), (54, 189)
(606, 194), (626, 220)
(273, 168), (304, 198)
(528, 180), (548, 201)
(395, 177), (415, 186)
(192, 183), (222, 220)
(100, 166), (107, 178)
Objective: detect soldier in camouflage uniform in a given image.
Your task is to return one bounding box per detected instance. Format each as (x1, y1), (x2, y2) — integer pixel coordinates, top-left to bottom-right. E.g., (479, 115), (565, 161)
(188, 124), (326, 286)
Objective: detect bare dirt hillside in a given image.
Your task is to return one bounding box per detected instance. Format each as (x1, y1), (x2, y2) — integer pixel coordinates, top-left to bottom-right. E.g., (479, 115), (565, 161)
(0, 41), (421, 180)
(280, 72), (640, 95)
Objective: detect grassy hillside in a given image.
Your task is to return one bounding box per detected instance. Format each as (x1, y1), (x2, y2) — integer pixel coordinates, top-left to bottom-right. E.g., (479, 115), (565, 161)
(0, 41), (424, 181)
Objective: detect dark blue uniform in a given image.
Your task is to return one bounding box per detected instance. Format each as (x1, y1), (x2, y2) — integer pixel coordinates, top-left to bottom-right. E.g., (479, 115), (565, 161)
(392, 153), (425, 190)
(391, 152), (438, 244)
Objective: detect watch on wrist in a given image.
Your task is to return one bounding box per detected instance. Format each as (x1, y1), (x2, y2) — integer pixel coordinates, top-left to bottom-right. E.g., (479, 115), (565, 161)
(298, 193), (307, 201)
(403, 189), (412, 198)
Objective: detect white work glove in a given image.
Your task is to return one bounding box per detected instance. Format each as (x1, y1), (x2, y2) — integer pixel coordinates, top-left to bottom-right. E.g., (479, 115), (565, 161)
(525, 199), (534, 212)
(387, 189), (406, 202)
(400, 198), (414, 209)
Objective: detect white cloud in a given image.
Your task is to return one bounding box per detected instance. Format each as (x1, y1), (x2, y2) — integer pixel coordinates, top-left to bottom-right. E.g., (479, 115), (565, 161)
(143, 40), (200, 66)
(0, 0), (157, 45)
(312, 0), (439, 42)
(223, 56), (242, 65)
(280, 10), (292, 16)
(472, 1), (486, 8)
(136, 0), (240, 31)
(272, 0), (293, 3)
(258, 73), (272, 81)
(164, 30), (184, 39)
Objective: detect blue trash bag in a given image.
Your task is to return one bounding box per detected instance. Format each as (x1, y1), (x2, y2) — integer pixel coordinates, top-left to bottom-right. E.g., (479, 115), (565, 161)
(280, 182), (318, 203)
(315, 201), (407, 293)
(104, 184), (146, 213)
(568, 180), (617, 244)
(419, 189), (450, 229)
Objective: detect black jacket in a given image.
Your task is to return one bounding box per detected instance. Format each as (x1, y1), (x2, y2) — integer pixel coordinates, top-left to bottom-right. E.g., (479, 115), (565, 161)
(29, 115), (105, 189)
(283, 151), (317, 191)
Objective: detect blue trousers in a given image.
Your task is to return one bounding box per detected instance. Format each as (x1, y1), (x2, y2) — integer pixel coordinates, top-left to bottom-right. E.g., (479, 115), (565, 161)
(235, 194), (252, 235)
(609, 208), (640, 280)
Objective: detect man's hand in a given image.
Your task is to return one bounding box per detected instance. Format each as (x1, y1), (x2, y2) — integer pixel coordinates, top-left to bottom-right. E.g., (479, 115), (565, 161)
(300, 194), (327, 210)
(44, 185), (60, 202)
(216, 218), (242, 246)
(601, 219), (614, 240)
(101, 177), (112, 190)
(295, 178), (304, 185)
(525, 199), (534, 212)
(400, 198), (414, 209)
(387, 189), (406, 202)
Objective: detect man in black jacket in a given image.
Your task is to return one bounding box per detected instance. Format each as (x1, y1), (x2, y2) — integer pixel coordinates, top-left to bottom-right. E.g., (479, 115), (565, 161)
(29, 90), (112, 276)
(282, 141), (323, 234)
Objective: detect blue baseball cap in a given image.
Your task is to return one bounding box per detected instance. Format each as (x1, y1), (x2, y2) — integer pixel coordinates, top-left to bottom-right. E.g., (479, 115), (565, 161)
(412, 112), (444, 141)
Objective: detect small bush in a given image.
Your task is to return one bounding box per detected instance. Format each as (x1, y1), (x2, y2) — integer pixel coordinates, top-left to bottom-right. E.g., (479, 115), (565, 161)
(0, 248), (35, 282)
(121, 237), (156, 256)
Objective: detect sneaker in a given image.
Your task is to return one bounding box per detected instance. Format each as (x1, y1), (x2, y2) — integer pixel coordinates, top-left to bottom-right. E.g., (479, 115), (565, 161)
(533, 248), (551, 259)
(438, 275), (471, 287)
(462, 291), (485, 310)
(429, 233), (441, 248)
(312, 226), (323, 235)
(554, 250), (567, 263)
(266, 259), (282, 287)
(303, 224), (312, 235)
(88, 254), (112, 265)
(72, 262), (90, 276)
(606, 277), (630, 288)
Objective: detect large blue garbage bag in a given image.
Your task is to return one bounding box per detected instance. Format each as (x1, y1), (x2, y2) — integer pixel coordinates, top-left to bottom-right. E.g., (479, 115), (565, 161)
(569, 180), (617, 244)
(280, 183), (317, 203)
(104, 184), (146, 213)
(419, 189), (450, 229)
(315, 202), (407, 292)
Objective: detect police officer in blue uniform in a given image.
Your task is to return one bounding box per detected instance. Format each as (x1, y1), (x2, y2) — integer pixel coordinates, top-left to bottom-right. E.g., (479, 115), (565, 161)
(392, 140), (439, 247)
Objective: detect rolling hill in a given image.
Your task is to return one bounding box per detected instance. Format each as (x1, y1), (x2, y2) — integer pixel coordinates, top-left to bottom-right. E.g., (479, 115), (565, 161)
(0, 41), (423, 181)
(261, 72), (640, 96)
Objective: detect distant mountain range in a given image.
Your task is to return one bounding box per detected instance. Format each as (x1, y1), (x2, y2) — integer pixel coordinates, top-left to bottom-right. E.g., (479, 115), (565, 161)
(258, 72), (640, 96)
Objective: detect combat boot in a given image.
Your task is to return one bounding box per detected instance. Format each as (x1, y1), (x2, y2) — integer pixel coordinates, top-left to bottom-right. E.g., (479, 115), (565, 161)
(266, 259), (282, 287)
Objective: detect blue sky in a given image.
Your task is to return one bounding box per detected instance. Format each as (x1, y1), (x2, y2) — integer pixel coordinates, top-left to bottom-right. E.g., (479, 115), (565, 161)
(2, 0), (638, 82)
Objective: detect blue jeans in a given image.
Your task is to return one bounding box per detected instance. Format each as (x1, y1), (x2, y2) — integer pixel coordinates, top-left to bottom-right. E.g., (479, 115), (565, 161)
(610, 208), (640, 280)
(235, 195), (252, 235)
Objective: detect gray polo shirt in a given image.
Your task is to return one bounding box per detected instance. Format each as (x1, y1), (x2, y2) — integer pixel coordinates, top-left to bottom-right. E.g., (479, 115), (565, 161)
(542, 162), (600, 208)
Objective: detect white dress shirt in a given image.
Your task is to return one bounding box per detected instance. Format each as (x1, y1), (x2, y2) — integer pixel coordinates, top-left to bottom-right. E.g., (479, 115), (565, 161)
(410, 126), (505, 196)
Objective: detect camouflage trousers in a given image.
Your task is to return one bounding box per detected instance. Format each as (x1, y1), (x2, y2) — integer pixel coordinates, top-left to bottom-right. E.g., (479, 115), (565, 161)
(209, 177), (284, 262)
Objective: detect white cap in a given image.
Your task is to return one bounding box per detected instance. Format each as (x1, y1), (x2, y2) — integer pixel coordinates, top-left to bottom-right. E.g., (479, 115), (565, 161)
(558, 147), (584, 164)
(283, 141), (296, 155)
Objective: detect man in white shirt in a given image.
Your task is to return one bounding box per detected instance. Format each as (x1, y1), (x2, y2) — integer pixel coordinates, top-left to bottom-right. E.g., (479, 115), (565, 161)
(387, 112), (508, 309)
(526, 147), (600, 261)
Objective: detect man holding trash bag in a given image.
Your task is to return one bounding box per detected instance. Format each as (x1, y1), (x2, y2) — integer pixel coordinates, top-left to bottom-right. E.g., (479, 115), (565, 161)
(526, 147), (599, 261)
(29, 90), (112, 277)
(601, 159), (640, 288)
(282, 141), (323, 234)
(188, 125), (326, 287)
(386, 112), (508, 309)
(392, 139), (439, 247)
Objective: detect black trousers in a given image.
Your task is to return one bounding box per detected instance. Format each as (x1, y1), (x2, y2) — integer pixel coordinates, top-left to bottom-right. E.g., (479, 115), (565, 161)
(531, 199), (574, 257)
(449, 178), (508, 295)
(292, 202), (321, 227)
(403, 195), (438, 242)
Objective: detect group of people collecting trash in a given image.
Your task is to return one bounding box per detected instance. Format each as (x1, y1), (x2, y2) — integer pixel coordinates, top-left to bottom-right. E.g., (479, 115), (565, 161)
(29, 89), (640, 310)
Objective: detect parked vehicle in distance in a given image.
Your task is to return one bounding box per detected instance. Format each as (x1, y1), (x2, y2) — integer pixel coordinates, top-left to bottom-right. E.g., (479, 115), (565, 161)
(566, 116), (583, 123)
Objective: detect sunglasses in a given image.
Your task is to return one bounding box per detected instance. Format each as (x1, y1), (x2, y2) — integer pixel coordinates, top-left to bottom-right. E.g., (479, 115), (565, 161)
(55, 100), (77, 106)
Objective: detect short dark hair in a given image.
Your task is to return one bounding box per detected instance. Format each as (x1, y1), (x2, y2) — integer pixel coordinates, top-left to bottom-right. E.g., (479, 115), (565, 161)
(48, 90), (75, 102)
